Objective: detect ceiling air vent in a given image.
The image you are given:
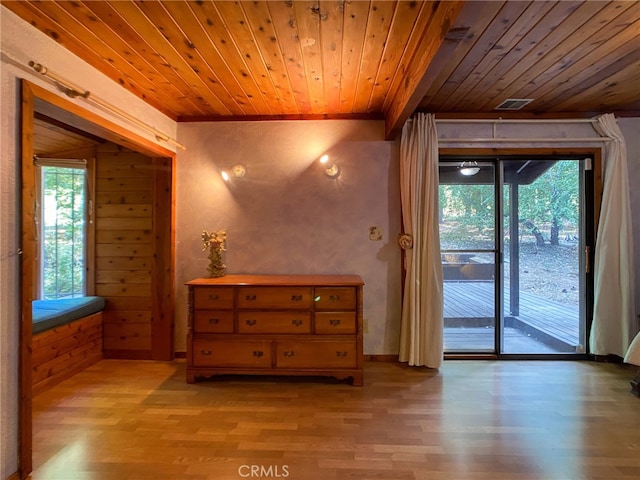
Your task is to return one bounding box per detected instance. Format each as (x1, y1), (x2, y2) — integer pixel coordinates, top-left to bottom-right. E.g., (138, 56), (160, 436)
(495, 98), (533, 110)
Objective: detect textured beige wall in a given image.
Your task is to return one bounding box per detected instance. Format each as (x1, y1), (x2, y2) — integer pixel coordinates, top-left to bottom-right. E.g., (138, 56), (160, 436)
(619, 118), (640, 319)
(175, 120), (403, 355)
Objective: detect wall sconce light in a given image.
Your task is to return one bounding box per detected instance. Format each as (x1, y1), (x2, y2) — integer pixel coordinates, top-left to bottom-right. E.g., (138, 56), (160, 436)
(319, 154), (340, 178)
(458, 160), (480, 176)
(221, 164), (246, 182)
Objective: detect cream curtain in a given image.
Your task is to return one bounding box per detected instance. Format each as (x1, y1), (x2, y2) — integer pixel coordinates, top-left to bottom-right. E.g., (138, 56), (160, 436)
(590, 113), (637, 357)
(398, 113), (443, 368)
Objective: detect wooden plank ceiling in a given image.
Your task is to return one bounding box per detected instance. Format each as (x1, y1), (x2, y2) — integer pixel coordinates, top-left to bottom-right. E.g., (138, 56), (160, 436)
(3, 0), (639, 140)
(33, 114), (104, 157)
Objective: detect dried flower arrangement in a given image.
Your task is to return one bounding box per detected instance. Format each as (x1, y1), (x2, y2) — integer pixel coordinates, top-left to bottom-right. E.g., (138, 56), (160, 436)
(201, 229), (227, 277)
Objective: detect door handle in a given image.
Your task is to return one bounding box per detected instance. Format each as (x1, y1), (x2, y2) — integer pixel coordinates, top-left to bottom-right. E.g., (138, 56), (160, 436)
(585, 246), (591, 274)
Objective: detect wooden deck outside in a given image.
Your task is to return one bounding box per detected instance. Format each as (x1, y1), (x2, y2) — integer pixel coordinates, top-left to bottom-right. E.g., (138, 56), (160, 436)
(444, 281), (580, 350)
(444, 327), (564, 353)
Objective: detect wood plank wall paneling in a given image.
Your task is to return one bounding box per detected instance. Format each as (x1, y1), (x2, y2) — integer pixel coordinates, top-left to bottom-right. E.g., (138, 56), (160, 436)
(95, 144), (153, 357)
(31, 313), (103, 397)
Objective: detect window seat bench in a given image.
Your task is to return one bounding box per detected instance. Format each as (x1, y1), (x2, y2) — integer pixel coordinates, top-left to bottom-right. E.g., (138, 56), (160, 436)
(32, 296), (105, 395)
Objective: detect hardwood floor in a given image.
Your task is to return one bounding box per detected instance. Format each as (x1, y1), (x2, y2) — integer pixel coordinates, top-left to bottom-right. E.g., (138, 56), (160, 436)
(31, 360), (639, 480)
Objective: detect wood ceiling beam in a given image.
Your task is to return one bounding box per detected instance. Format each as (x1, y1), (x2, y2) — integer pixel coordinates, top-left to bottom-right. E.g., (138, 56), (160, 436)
(383, 1), (464, 141)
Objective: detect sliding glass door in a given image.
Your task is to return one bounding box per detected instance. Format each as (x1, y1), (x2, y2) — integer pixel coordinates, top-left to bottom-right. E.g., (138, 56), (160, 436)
(440, 156), (591, 356)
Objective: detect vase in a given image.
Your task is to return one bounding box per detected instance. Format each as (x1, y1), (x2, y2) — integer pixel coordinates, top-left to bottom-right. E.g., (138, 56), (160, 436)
(207, 248), (226, 277)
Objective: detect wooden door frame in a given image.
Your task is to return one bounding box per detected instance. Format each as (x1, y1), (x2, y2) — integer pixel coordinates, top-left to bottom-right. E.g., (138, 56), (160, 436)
(19, 80), (176, 479)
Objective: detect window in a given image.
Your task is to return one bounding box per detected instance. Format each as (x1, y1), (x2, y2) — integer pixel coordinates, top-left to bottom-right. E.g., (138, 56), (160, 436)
(39, 164), (87, 299)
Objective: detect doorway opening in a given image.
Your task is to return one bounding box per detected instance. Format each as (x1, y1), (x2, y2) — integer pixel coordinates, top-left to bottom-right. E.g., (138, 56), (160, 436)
(439, 154), (595, 357)
(20, 80), (176, 479)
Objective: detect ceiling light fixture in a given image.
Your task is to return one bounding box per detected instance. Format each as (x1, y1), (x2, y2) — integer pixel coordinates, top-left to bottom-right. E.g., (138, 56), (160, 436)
(458, 160), (480, 176)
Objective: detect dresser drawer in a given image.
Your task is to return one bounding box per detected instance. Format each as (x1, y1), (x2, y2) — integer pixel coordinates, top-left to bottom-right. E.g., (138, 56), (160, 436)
(238, 311), (311, 334)
(193, 310), (234, 333)
(313, 287), (356, 310)
(315, 312), (356, 334)
(238, 286), (312, 309)
(193, 287), (234, 309)
(192, 339), (272, 368)
(276, 340), (357, 369)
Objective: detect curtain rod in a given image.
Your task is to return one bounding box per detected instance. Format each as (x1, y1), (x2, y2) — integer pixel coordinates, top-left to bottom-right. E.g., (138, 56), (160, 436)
(438, 137), (611, 143)
(33, 155), (87, 163)
(28, 61), (186, 151)
(435, 118), (599, 124)
(434, 116), (612, 142)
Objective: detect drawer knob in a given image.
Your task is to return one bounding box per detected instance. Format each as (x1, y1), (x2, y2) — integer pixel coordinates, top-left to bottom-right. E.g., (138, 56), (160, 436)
(253, 350), (264, 358)
(329, 319), (341, 326)
(290, 294), (303, 301)
(284, 350), (295, 357)
(201, 349), (212, 356)
(245, 295), (257, 301)
(208, 318), (220, 325)
(245, 319), (257, 326)
(291, 319), (303, 327)
(336, 351), (347, 357)
(208, 294), (219, 300)
(329, 294), (341, 302)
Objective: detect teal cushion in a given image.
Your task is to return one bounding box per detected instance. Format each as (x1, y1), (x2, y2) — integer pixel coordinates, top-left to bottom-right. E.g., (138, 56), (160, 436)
(32, 296), (105, 334)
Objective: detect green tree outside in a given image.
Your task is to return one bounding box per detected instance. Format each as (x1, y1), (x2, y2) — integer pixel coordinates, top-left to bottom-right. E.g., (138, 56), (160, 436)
(42, 166), (86, 299)
(439, 160), (579, 248)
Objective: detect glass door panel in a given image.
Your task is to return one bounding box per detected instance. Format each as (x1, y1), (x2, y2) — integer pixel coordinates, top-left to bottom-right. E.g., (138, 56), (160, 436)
(439, 162), (497, 353)
(502, 159), (585, 354)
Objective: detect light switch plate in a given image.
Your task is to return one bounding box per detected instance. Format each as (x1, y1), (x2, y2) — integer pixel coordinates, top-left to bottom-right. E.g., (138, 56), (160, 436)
(369, 226), (383, 241)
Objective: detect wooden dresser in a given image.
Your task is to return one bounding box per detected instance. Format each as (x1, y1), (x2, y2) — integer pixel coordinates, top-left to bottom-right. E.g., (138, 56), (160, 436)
(186, 275), (364, 385)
